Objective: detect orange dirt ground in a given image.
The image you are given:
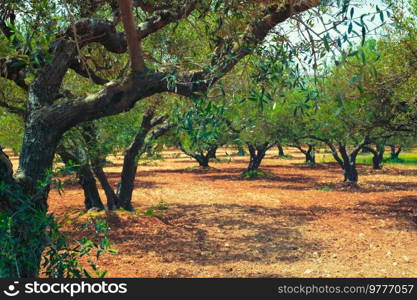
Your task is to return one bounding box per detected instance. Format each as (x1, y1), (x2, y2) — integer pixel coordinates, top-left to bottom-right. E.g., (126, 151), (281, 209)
(9, 148), (417, 277)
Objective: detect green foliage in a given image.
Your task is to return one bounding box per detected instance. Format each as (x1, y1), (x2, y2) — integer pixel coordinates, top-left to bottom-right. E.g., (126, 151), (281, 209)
(277, 154), (293, 159)
(174, 97), (228, 157)
(142, 208), (162, 218)
(211, 157), (232, 163)
(355, 152), (417, 166)
(0, 112), (22, 153)
(42, 217), (116, 278)
(240, 169), (274, 180)
(0, 165), (115, 278)
(317, 185), (333, 192)
(151, 200), (169, 211)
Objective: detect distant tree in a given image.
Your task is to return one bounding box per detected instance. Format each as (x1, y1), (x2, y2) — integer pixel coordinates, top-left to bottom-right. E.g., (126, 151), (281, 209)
(174, 98), (228, 168)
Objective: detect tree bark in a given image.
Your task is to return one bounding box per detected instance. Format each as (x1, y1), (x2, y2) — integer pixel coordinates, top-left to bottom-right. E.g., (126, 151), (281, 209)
(117, 116), (152, 211)
(343, 163), (358, 183)
(236, 145), (246, 156)
(364, 145), (385, 170)
(80, 124), (120, 210)
(2, 120), (59, 277)
(117, 112), (169, 211)
(295, 144), (316, 165)
(372, 154), (383, 170)
(208, 145), (218, 160)
(389, 144), (401, 160)
(117, 0), (144, 72)
(247, 143), (270, 171)
(196, 155), (209, 168)
(0, 147), (13, 184)
(312, 139), (367, 184)
(338, 144), (360, 183)
(305, 145), (316, 165)
(117, 149), (141, 211)
(56, 147), (104, 210)
(15, 119), (61, 210)
(178, 142), (217, 168)
(277, 144), (285, 157)
(91, 158), (120, 210)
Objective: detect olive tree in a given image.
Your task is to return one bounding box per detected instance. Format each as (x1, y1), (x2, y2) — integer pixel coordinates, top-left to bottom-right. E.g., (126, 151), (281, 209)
(0, 0), (384, 277)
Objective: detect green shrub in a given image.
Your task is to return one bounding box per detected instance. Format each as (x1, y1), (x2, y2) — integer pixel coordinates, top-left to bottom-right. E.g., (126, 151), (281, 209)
(277, 154), (293, 159)
(151, 200), (169, 211)
(317, 185), (332, 192)
(0, 165), (116, 278)
(240, 169), (274, 179)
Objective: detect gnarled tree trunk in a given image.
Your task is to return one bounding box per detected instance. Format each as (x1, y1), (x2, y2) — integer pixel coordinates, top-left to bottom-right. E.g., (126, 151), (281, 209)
(342, 162), (359, 182)
(117, 112), (168, 211)
(2, 118), (62, 277)
(295, 143), (316, 165)
(310, 137), (370, 184)
(277, 143), (285, 157)
(56, 146), (104, 210)
(389, 144), (401, 160)
(336, 144), (363, 183)
(246, 143), (271, 171)
(364, 144), (385, 170)
(179, 143), (218, 169)
(91, 158), (120, 210)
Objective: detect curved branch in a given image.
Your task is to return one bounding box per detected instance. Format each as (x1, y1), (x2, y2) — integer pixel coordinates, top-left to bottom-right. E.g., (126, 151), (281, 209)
(0, 99), (26, 117)
(0, 57), (28, 91)
(173, 0), (320, 97)
(137, 0), (199, 40)
(117, 0), (144, 72)
(69, 58), (109, 85)
(69, 1), (200, 54)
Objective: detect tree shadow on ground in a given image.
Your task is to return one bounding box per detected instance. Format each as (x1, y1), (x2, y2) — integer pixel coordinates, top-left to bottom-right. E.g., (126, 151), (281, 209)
(363, 168), (417, 177)
(201, 172), (316, 185)
(350, 196), (417, 230)
(100, 203), (323, 266)
(357, 181), (417, 193)
(63, 200), (416, 276)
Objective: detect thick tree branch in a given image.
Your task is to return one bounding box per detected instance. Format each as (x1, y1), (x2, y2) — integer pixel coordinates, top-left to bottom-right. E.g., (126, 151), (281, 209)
(0, 57), (28, 91)
(351, 136), (371, 159)
(173, 0), (320, 97)
(305, 135), (344, 166)
(29, 40), (78, 109)
(69, 58), (109, 85)
(117, 0), (144, 72)
(0, 99), (26, 117)
(136, 0), (199, 40)
(149, 121), (173, 140)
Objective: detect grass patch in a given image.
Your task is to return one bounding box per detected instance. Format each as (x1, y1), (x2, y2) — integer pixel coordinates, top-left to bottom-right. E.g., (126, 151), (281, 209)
(151, 200), (169, 211)
(142, 208), (162, 218)
(383, 157), (405, 163)
(356, 153), (417, 166)
(318, 152), (417, 166)
(240, 169), (274, 179)
(210, 157), (232, 163)
(184, 165), (203, 172)
(277, 154), (293, 159)
(139, 160), (160, 166)
(317, 185), (332, 192)
(184, 165), (215, 172)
